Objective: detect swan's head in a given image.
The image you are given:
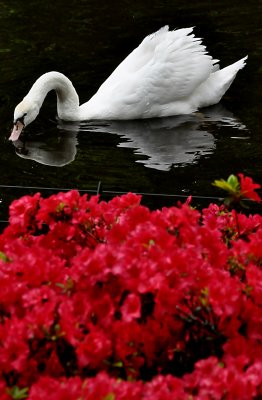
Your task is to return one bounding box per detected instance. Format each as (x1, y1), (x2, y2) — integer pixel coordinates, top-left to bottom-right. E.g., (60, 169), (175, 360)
(9, 99), (40, 141)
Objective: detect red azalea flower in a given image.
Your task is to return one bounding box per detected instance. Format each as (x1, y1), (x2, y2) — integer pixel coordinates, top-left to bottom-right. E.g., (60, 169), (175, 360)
(121, 293), (141, 322)
(0, 318), (29, 373)
(28, 376), (84, 400)
(9, 192), (41, 232)
(76, 329), (112, 369)
(238, 173), (261, 202)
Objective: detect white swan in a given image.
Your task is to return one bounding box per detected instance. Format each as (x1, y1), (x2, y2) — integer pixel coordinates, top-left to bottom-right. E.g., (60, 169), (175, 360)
(10, 26), (247, 141)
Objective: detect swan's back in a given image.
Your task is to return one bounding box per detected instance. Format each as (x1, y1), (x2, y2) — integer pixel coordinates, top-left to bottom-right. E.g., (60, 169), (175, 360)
(79, 26), (246, 120)
(107, 27), (216, 91)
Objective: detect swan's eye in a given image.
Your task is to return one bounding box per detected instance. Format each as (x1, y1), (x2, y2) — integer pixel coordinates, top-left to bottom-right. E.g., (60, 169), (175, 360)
(14, 113), (27, 125)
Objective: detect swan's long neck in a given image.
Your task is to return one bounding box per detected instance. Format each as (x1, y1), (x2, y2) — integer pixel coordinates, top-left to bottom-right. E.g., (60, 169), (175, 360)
(26, 71), (81, 121)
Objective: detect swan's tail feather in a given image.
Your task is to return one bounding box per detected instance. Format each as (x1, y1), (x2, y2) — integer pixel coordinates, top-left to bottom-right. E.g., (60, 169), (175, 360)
(193, 56), (247, 109)
(219, 56), (247, 82)
(213, 55), (248, 96)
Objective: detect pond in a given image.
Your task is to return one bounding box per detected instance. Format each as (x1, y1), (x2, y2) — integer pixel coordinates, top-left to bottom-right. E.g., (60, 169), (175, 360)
(0, 0), (261, 219)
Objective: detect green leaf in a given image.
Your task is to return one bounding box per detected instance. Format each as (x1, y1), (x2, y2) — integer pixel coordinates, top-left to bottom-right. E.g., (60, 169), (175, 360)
(103, 394), (115, 400)
(227, 174), (240, 190)
(213, 180), (231, 193)
(0, 251), (9, 262)
(6, 386), (29, 399)
(56, 202), (65, 212)
(212, 175), (240, 194)
(112, 361), (123, 368)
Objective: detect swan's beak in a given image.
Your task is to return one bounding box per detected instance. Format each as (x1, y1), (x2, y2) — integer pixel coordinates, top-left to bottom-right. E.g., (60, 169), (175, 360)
(9, 120), (24, 141)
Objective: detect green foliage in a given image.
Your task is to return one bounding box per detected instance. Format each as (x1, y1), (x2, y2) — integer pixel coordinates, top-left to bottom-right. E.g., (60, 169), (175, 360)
(6, 386), (28, 400)
(0, 251), (9, 262)
(103, 394), (115, 400)
(213, 174), (242, 207)
(213, 174), (240, 195)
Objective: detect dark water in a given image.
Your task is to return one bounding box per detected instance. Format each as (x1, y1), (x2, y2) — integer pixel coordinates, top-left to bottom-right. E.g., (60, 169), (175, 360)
(0, 0), (261, 216)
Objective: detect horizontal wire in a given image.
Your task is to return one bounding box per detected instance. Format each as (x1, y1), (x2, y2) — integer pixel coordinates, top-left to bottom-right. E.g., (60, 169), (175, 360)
(0, 184), (225, 201)
(0, 181), (260, 225)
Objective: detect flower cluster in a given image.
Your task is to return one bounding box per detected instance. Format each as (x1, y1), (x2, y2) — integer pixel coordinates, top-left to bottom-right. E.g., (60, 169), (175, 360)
(0, 177), (261, 399)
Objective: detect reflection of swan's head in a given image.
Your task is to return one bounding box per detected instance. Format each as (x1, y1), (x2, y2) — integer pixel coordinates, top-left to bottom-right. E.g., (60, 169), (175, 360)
(9, 99), (40, 141)
(12, 129), (78, 167)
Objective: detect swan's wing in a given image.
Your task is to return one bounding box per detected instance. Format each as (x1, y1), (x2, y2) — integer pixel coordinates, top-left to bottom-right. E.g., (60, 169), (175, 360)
(144, 27), (218, 100)
(89, 27), (219, 118)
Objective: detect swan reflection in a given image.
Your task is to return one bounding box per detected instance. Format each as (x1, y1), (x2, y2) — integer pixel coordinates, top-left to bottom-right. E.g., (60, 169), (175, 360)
(13, 105), (248, 171)
(14, 130), (78, 167)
